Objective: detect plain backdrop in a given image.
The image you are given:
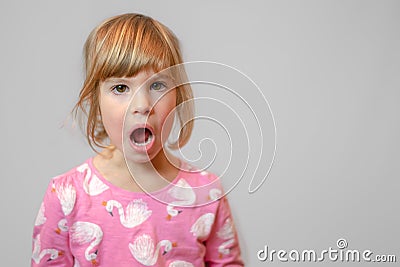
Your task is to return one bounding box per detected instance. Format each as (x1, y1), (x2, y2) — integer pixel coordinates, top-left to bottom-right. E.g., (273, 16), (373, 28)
(1, 0), (399, 266)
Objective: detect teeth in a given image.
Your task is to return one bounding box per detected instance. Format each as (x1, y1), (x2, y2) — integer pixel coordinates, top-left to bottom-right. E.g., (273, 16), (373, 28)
(134, 134), (153, 146)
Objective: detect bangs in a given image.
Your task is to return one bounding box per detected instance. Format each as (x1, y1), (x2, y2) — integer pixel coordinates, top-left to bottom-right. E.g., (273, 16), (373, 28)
(87, 15), (178, 80)
(76, 13), (193, 152)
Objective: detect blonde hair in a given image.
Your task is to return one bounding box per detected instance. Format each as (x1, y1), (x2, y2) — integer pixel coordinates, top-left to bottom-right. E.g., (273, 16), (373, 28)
(72, 13), (194, 152)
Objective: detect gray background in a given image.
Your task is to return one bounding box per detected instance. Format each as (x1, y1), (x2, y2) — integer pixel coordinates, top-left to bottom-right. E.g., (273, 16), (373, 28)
(1, 0), (399, 266)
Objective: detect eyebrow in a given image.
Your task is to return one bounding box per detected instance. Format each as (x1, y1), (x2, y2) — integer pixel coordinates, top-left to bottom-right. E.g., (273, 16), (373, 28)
(103, 77), (132, 84)
(103, 74), (175, 85)
(152, 73), (174, 80)
(147, 74), (175, 83)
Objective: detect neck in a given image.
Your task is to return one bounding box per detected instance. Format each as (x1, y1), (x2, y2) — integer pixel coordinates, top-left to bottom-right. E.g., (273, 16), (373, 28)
(94, 145), (180, 192)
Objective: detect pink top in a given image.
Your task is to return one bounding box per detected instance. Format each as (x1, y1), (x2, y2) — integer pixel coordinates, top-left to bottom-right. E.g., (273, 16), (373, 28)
(32, 158), (244, 266)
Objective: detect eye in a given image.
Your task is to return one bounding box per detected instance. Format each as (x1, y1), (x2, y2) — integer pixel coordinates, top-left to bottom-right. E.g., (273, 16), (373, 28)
(150, 81), (167, 91)
(111, 84), (129, 95)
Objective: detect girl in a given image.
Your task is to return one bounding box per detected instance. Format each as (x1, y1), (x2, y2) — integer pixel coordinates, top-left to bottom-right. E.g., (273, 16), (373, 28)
(32, 13), (244, 267)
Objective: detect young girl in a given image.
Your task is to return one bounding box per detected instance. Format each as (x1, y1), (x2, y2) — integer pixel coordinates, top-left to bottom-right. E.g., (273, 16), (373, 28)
(32, 13), (244, 267)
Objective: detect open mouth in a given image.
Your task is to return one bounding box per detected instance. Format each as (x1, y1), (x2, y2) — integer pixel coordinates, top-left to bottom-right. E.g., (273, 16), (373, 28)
(130, 127), (154, 147)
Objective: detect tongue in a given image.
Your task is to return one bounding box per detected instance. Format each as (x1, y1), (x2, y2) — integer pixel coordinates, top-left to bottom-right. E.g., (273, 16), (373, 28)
(133, 128), (150, 144)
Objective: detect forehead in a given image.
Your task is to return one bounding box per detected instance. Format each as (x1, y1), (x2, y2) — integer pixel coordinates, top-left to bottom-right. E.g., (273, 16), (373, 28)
(102, 69), (175, 86)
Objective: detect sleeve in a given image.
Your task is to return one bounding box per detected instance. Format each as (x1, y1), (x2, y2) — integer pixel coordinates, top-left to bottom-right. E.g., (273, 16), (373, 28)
(31, 179), (74, 266)
(204, 196), (244, 266)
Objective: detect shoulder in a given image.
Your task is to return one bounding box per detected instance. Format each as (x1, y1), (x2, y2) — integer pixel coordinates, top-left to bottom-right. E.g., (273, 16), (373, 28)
(50, 159), (92, 185)
(49, 157), (112, 198)
(47, 158), (106, 200)
(178, 161), (220, 184)
(173, 161), (225, 205)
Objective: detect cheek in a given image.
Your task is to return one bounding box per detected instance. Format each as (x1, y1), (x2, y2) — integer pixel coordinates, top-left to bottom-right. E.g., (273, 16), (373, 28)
(100, 99), (126, 140)
(157, 91), (177, 138)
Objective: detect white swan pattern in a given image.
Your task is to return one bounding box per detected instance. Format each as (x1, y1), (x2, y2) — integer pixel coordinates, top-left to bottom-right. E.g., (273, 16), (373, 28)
(218, 239), (235, 257)
(208, 188), (222, 201)
(167, 178), (196, 219)
(169, 260), (194, 267)
(55, 182), (76, 216)
(190, 213), (215, 239)
(129, 234), (174, 266)
(34, 202), (46, 226)
(103, 199), (152, 228)
(70, 221), (103, 266)
(32, 234), (63, 264)
(55, 218), (69, 234)
(217, 218), (235, 257)
(217, 218), (234, 239)
(166, 204), (182, 219)
(77, 163), (109, 196)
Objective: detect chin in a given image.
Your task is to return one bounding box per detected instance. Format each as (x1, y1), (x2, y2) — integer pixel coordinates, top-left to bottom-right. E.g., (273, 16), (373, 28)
(124, 152), (153, 163)
(126, 147), (163, 164)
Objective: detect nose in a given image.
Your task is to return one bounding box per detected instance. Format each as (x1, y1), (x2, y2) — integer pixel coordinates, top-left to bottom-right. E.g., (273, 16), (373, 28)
(130, 89), (151, 115)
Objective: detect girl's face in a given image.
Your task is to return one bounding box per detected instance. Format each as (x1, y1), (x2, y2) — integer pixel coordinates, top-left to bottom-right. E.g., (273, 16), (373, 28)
(99, 68), (177, 163)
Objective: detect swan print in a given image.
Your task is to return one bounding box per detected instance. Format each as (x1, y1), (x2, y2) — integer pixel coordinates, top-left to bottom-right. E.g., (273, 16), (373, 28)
(218, 239), (235, 258)
(217, 218), (235, 239)
(166, 178), (196, 220)
(217, 218), (235, 258)
(208, 188), (222, 201)
(129, 234), (176, 266)
(55, 182), (76, 216)
(34, 202), (46, 226)
(102, 199), (152, 228)
(169, 260), (194, 267)
(55, 218), (69, 234)
(77, 163), (109, 196)
(32, 234), (64, 264)
(166, 204), (183, 220)
(190, 213), (215, 239)
(70, 221), (103, 266)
